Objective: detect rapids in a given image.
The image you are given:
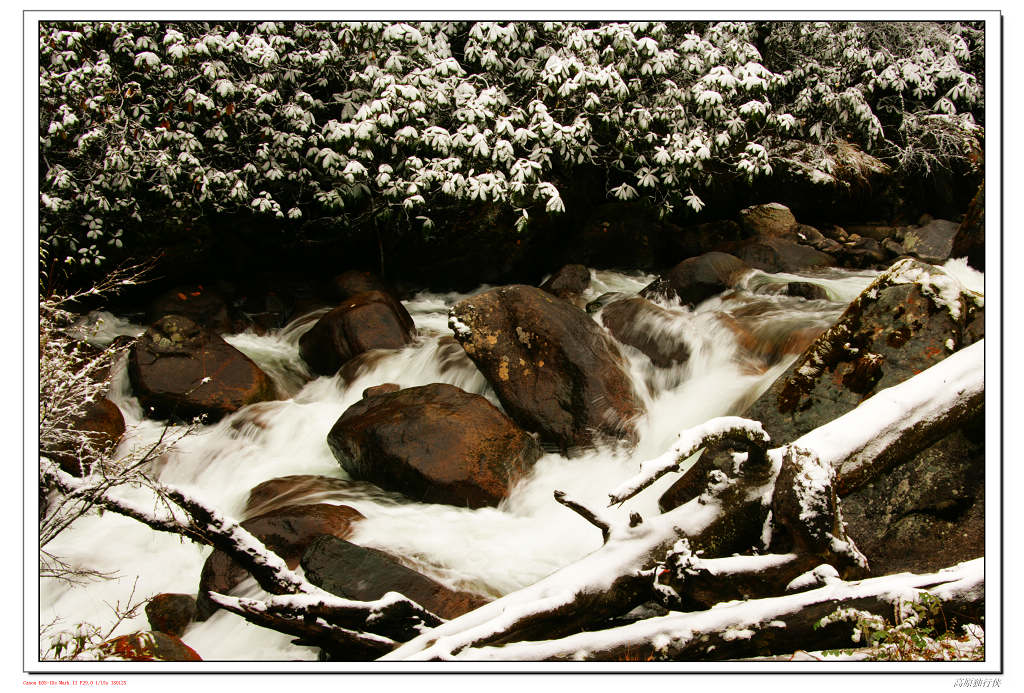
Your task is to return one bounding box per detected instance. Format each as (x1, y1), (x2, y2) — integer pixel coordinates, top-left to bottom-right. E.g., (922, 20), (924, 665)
(39, 266), (888, 661)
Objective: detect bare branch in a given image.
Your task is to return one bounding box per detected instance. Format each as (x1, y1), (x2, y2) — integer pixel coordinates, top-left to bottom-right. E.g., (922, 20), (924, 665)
(553, 490), (611, 542)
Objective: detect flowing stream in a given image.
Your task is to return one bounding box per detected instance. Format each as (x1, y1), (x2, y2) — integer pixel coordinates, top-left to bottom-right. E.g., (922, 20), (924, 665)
(40, 265), (897, 661)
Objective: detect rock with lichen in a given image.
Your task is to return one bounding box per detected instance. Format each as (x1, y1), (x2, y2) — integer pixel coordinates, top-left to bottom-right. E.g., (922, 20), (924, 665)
(129, 314), (276, 422)
(449, 285), (644, 452)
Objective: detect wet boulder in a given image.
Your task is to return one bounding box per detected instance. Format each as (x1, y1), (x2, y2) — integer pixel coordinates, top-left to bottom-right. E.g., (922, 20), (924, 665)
(743, 258), (985, 451)
(327, 383), (543, 508)
(129, 315), (276, 422)
(539, 264), (591, 305)
(147, 284), (233, 333)
(599, 297), (690, 368)
(145, 593), (196, 638)
(52, 397), (126, 476)
(794, 224), (845, 255)
(195, 503), (364, 620)
(302, 535), (490, 621)
(640, 252), (750, 307)
(782, 282), (830, 301)
(738, 203), (798, 237)
(901, 218), (960, 264)
(838, 236), (889, 268)
(449, 285), (644, 451)
(737, 236), (837, 274)
(298, 290), (415, 376)
(362, 382), (401, 399)
(243, 475), (400, 517)
(96, 632), (202, 661)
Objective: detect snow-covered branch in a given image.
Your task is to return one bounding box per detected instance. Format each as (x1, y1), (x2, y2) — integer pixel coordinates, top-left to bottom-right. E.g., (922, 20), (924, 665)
(608, 416), (770, 505)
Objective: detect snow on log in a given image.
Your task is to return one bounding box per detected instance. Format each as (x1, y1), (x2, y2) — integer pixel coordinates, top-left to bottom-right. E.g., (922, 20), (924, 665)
(793, 338), (984, 493)
(383, 447), (782, 660)
(209, 592), (399, 659)
(433, 558), (983, 661)
(608, 416), (770, 505)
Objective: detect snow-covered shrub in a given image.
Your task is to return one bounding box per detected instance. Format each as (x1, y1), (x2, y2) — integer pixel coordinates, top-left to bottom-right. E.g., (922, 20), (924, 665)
(39, 20), (984, 274)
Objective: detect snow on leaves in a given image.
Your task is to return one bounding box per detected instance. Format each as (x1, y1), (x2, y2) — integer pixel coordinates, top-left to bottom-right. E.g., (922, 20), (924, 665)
(40, 20), (984, 269)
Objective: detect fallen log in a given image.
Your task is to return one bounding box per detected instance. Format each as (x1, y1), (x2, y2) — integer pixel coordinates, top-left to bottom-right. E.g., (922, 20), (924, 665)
(427, 558), (984, 661)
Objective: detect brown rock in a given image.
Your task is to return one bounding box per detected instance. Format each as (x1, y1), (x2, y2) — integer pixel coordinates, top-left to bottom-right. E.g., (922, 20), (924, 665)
(145, 593), (196, 638)
(737, 236), (837, 274)
(302, 535), (490, 621)
(362, 383), (401, 399)
(738, 203), (797, 237)
(129, 315), (276, 422)
(600, 297), (689, 367)
(640, 252), (750, 307)
(97, 631), (201, 661)
(243, 475), (388, 517)
(53, 397), (126, 476)
(539, 264), (591, 304)
(449, 285), (644, 451)
(298, 291), (415, 376)
(327, 383), (543, 508)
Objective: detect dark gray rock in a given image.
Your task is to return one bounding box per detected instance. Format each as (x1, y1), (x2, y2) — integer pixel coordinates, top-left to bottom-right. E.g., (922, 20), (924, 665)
(742, 259), (984, 450)
(302, 535), (490, 620)
(840, 413), (984, 576)
(901, 219), (960, 264)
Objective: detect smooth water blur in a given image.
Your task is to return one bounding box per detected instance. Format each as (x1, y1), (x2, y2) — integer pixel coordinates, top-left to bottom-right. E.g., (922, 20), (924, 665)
(42, 266), (879, 660)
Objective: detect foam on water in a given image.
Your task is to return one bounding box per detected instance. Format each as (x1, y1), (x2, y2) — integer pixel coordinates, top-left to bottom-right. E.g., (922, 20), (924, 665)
(40, 267), (882, 660)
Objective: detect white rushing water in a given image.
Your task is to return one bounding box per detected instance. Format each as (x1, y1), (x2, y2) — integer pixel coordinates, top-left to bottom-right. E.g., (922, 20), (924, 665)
(40, 266), (888, 661)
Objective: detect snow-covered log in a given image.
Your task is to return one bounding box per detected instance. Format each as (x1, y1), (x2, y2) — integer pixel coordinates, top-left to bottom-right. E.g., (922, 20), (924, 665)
(608, 416), (770, 505)
(207, 589), (443, 659)
(384, 429), (785, 660)
(421, 558), (984, 661)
